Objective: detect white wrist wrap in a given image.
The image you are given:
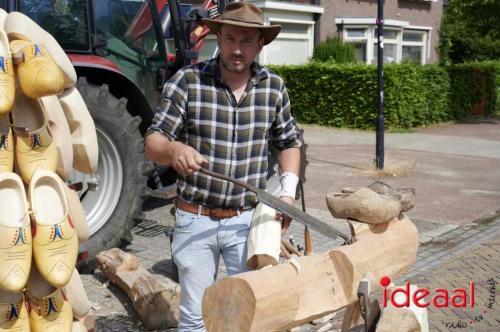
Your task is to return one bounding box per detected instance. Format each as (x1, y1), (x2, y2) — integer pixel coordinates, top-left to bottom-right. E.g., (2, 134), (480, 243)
(279, 172), (299, 198)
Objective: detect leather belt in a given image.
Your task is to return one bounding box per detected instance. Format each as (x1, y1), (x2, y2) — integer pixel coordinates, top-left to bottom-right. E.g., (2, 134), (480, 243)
(175, 200), (249, 219)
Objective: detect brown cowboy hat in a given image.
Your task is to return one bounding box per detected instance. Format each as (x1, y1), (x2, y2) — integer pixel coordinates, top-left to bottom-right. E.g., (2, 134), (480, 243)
(202, 2), (281, 45)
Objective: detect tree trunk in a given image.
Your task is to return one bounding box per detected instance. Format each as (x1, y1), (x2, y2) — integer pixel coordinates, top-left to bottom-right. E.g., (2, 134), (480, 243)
(202, 215), (418, 332)
(96, 248), (180, 329)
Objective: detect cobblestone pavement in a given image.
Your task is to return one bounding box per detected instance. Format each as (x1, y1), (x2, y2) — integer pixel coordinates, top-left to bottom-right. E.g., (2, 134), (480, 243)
(80, 200), (500, 332)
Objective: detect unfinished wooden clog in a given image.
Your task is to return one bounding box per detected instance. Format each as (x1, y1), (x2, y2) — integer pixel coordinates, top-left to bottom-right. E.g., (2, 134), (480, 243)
(62, 183), (89, 243)
(246, 202), (281, 269)
(0, 9), (7, 28)
(29, 169), (78, 288)
(0, 28), (14, 114)
(39, 96), (73, 181)
(58, 87), (98, 174)
(4, 11), (76, 88)
(326, 187), (401, 224)
(0, 172), (31, 292)
(62, 269), (90, 320)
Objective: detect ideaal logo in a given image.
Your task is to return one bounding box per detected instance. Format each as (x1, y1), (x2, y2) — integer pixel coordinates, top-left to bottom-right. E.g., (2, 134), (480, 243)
(379, 276), (497, 329)
(379, 276), (475, 308)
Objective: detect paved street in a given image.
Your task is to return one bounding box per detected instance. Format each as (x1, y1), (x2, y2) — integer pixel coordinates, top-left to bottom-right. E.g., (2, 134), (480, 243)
(81, 120), (500, 331)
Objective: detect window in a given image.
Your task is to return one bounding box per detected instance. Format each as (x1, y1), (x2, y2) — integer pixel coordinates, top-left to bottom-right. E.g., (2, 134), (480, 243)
(18, 0), (90, 51)
(346, 28), (366, 39)
(402, 30), (426, 64)
(279, 22), (309, 35)
(343, 27), (368, 62)
(373, 43), (397, 63)
(340, 21), (430, 64)
(353, 43), (367, 62)
(373, 28), (399, 63)
(402, 46), (422, 63)
(403, 32), (424, 42)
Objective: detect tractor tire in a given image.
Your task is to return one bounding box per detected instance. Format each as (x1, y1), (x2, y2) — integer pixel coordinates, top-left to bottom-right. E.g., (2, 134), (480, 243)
(74, 78), (152, 272)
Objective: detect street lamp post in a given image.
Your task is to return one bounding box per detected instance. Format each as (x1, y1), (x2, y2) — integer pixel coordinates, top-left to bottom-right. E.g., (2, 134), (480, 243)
(375, 0), (385, 169)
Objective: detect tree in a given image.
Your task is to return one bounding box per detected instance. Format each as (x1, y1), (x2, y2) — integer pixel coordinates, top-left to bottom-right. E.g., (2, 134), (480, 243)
(438, 0), (500, 64)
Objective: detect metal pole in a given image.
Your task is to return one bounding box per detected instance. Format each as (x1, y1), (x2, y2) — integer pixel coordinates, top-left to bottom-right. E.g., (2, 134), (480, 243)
(375, 0), (385, 169)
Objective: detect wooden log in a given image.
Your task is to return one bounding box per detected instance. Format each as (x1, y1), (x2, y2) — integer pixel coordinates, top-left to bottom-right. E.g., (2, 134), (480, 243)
(202, 214), (418, 332)
(96, 248), (179, 329)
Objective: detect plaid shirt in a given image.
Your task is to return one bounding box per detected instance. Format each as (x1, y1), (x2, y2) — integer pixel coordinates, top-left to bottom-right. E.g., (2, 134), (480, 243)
(148, 58), (301, 208)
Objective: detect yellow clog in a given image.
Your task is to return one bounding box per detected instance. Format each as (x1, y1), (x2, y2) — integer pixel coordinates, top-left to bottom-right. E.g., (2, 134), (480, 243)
(0, 115), (13, 173)
(10, 40), (64, 99)
(29, 169), (77, 288)
(0, 30), (14, 115)
(12, 93), (57, 183)
(27, 288), (72, 332)
(0, 292), (30, 331)
(0, 172), (31, 292)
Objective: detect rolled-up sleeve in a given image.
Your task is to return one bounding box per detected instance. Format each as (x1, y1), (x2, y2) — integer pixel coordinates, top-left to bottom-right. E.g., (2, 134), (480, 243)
(269, 84), (302, 150)
(147, 71), (188, 140)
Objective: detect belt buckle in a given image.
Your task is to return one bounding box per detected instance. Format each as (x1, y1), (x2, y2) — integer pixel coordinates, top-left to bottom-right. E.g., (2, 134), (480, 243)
(209, 207), (226, 219)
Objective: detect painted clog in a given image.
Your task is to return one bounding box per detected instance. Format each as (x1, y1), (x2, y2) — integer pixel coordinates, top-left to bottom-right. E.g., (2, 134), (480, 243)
(27, 288), (72, 332)
(12, 92), (58, 183)
(0, 115), (13, 173)
(4, 11), (76, 88)
(29, 169), (78, 288)
(0, 291), (30, 332)
(10, 39), (64, 98)
(0, 172), (31, 292)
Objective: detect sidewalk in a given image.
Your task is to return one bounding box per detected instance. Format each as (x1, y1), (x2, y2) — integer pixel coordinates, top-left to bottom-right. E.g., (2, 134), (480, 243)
(80, 121), (500, 331)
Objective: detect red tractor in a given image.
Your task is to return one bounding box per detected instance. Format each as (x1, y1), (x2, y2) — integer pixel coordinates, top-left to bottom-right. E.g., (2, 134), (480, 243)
(1, 0), (226, 268)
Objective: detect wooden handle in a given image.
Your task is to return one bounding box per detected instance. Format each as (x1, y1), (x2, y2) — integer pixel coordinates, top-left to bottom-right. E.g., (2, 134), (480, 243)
(304, 226), (312, 256)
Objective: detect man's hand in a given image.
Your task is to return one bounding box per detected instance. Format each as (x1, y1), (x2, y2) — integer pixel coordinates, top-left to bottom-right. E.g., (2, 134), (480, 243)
(276, 196), (294, 235)
(171, 142), (208, 176)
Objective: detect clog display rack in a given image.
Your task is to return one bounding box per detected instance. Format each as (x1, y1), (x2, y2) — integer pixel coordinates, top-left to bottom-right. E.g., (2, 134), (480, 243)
(0, 9), (98, 332)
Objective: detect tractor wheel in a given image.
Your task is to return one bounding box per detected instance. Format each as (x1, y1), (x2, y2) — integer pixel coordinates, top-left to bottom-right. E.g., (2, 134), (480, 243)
(73, 77), (152, 271)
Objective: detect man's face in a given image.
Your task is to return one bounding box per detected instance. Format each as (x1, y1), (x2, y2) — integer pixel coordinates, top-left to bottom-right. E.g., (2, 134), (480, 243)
(217, 25), (264, 75)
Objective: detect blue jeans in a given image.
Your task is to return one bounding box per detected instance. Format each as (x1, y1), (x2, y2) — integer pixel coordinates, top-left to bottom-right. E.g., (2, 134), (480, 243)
(172, 208), (254, 332)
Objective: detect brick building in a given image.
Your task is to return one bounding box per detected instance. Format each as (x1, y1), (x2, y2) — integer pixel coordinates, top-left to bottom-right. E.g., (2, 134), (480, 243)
(185, 0), (443, 64)
(320, 0), (443, 64)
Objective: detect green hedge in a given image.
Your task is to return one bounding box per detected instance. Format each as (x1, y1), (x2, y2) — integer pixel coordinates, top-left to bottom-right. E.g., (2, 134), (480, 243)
(447, 62), (500, 119)
(269, 63), (450, 129)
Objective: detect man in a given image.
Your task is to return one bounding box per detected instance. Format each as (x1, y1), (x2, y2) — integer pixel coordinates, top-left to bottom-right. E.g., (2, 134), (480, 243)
(145, 2), (301, 330)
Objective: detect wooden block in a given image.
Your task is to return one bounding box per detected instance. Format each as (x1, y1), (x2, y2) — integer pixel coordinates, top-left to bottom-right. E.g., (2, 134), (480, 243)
(246, 203), (281, 269)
